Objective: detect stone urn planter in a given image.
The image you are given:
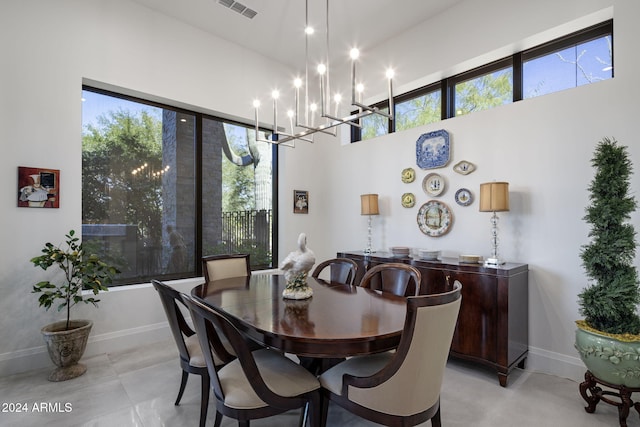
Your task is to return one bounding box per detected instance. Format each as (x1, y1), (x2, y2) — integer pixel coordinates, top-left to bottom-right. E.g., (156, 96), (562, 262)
(575, 320), (640, 388)
(41, 319), (93, 382)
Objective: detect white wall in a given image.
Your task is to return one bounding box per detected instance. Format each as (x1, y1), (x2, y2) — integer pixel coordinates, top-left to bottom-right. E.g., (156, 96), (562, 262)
(277, 0), (640, 382)
(1, 0), (639, 383)
(0, 0), (290, 375)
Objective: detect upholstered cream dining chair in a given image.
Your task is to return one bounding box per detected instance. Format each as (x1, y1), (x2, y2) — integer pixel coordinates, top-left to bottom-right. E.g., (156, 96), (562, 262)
(182, 294), (322, 427)
(152, 280), (235, 427)
(318, 281), (462, 427)
(202, 253), (251, 282)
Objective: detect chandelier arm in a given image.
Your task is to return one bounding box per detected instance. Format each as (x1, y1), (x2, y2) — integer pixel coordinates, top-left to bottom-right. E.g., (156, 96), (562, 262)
(297, 124), (337, 136)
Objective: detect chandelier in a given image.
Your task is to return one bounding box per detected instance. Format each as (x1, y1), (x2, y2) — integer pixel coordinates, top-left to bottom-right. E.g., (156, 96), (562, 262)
(253, 0), (395, 147)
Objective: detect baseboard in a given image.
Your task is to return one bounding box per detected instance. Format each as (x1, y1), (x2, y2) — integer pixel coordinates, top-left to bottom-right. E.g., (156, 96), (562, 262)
(525, 345), (587, 383)
(0, 322), (170, 378)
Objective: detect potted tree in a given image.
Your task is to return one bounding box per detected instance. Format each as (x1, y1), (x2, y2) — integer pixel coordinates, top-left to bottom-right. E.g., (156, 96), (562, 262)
(575, 138), (640, 389)
(31, 230), (119, 381)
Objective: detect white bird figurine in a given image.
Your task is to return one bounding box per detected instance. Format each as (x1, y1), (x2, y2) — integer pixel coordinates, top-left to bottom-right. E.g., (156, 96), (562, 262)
(280, 233), (316, 284)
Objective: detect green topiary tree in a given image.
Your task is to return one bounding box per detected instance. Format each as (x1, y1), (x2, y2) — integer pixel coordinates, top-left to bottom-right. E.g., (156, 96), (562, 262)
(578, 138), (640, 335)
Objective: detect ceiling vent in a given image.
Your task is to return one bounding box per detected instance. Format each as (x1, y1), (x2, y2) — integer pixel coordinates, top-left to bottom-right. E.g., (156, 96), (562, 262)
(217, 0), (257, 19)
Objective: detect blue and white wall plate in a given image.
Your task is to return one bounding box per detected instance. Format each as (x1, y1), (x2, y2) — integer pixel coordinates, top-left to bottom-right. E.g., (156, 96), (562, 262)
(416, 129), (450, 169)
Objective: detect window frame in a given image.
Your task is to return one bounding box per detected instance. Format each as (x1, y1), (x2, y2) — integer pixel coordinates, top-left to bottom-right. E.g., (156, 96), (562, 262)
(81, 85), (279, 285)
(351, 19), (613, 142)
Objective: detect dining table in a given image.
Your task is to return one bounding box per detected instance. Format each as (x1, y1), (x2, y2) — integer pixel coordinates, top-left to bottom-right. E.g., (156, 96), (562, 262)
(191, 273), (408, 359)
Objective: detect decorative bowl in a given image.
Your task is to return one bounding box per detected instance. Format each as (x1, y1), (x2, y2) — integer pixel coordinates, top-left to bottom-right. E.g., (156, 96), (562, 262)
(418, 249), (440, 261)
(459, 254), (482, 264)
(390, 246), (411, 257)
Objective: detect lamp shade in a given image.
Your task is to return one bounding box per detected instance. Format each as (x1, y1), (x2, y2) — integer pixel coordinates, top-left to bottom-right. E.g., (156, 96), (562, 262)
(360, 194), (379, 215)
(479, 182), (509, 212)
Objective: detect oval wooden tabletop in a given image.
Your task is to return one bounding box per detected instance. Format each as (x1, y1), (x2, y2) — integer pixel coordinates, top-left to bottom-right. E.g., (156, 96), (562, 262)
(192, 273), (407, 358)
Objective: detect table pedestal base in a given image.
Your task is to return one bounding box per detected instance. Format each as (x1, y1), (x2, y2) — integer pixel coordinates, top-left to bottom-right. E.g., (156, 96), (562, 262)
(579, 370), (640, 427)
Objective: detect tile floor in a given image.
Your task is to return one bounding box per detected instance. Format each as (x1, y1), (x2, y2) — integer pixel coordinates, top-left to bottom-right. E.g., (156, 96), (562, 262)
(0, 339), (627, 426)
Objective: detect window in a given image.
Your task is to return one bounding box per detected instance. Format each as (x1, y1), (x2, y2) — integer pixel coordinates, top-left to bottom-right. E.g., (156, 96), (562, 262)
(395, 86), (441, 132)
(351, 19), (613, 142)
(523, 32), (612, 99)
(453, 62), (513, 116)
(81, 87), (276, 285)
(360, 105), (390, 141)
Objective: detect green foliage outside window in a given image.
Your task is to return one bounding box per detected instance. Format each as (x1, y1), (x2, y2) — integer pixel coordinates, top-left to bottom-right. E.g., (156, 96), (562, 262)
(455, 69), (513, 116)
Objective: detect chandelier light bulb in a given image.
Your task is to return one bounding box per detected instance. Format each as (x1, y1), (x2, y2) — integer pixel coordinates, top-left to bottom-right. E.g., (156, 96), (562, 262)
(248, 0), (396, 146)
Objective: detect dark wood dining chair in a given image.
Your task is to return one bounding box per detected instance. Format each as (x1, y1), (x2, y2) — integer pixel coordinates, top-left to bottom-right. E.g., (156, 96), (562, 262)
(311, 257), (359, 286)
(319, 281), (462, 427)
(359, 262), (421, 297)
(202, 253), (251, 283)
(152, 280), (235, 427)
(182, 294), (322, 427)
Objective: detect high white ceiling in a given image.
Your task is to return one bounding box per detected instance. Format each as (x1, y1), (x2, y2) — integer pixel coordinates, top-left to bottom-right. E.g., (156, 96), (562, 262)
(130, 0), (463, 68)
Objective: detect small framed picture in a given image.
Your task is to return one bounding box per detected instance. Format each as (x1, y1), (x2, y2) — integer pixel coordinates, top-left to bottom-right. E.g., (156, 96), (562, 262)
(17, 166), (60, 208)
(293, 190), (309, 214)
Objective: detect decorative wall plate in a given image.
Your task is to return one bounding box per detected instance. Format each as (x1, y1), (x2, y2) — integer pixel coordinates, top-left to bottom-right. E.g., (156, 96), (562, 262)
(417, 200), (453, 237)
(453, 160), (475, 175)
(401, 167), (416, 183)
(455, 188), (473, 206)
(416, 129), (450, 169)
(401, 193), (415, 208)
(422, 173), (445, 197)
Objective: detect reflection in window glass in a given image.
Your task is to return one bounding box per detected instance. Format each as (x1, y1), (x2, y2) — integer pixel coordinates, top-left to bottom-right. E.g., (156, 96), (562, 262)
(81, 89), (274, 285)
(523, 36), (612, 99)
(82, 90), (196, 284)
(361, 107), (389, 140)
(396, 90), (441, 131)
(455, 68), (513, 116)
(202, 120), (273, 269)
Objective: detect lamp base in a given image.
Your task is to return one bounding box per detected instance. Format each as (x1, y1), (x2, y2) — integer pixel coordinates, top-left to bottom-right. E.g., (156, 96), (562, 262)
(484, 257), (505, 266)
(363, 248), (376, 255)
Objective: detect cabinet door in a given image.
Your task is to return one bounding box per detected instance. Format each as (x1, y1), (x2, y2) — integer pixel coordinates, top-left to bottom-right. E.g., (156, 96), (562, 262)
(448, 271), (498, 363)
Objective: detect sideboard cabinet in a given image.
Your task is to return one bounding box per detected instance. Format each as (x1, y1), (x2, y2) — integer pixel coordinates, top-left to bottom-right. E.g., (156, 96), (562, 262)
(338, 251), (528, 387)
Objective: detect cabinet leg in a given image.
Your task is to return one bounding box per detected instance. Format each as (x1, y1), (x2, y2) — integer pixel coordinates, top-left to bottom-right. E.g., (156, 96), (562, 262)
(517, 357), (527, 369)
(498, 373), (508, 387)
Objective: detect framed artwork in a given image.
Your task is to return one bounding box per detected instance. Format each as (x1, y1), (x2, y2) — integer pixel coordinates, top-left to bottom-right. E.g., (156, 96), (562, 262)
(17, 166), (60, 208)
(293, 190), (309, 214)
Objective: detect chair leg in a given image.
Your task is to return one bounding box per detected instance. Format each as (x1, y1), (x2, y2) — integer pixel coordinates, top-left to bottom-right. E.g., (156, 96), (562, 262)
(431, 406), (441, 427)
(199, 374), (210, 427)
(175, 370), (189, 405)
(214, 410), (223, 427)
(307, 392), (321, 427)
(320, 393), (329, 427)
(298, 402), (309, 427)
(238, 420), (250, 427)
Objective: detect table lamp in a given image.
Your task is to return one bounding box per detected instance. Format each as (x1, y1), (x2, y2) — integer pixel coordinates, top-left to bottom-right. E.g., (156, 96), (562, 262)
(361, 194), (379, 255)
(479, 182), (509, 266)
